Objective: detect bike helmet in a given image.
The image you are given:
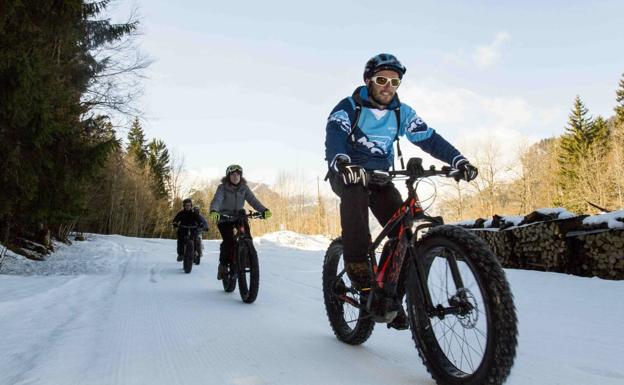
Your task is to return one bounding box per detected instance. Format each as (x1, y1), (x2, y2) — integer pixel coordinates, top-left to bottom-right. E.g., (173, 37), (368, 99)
(363, 53), (406, 81)
(226, 164), (243, 176)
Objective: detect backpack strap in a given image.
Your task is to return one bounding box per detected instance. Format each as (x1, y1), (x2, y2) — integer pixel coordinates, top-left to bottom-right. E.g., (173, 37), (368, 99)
(393, 108), (404, 170)
(347, 97), (362, 144)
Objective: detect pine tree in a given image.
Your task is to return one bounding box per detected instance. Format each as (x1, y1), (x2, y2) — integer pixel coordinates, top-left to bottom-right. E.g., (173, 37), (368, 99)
(615, 73), (624, 126)
(559, 96), (597, 171)
(590, 116), (610, 156)
(147, 139), (171, 200)
(127, 117), (148, 166)
(0, 0), (139, 242)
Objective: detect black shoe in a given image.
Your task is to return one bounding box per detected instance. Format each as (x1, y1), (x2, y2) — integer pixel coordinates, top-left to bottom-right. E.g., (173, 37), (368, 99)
(194, 255), (200, 265)
(387, 306), (409, 330)
(177, 254), (183, 262)
(345, 261), (372, 291)
(217, 263), (228, 280)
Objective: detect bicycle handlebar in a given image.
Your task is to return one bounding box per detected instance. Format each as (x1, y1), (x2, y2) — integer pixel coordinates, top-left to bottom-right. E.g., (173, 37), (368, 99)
(367, 158), (459, 185)
(177, 224), (202, 229)
(220, 211), (264, 220)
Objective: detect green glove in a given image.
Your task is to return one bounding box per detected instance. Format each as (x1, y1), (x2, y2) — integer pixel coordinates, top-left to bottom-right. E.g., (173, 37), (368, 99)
(262, 209), (272, 219)
(209, 211), (220, 222)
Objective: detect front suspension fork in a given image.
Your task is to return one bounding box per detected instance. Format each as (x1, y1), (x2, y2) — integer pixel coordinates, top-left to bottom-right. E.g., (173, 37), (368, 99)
(409, 239), (468, 318)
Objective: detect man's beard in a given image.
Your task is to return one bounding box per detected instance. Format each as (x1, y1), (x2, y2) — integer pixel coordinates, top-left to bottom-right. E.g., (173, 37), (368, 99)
(369, 87), (394, 107)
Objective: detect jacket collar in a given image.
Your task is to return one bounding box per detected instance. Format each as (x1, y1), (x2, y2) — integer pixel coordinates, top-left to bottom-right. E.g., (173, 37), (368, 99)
(352, 86), (401, 110)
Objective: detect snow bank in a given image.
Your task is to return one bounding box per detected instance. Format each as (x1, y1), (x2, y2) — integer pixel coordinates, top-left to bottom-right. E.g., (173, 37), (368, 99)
(583, 210), (624, 229)
(255, 231), (331, 251)
(0, 234), (130, 276)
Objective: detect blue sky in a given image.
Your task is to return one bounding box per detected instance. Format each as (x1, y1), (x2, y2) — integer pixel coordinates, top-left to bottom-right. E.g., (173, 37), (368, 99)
(110, 0), (624, 186)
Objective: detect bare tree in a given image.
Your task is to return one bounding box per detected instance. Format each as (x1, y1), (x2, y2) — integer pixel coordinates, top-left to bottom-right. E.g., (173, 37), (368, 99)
(167, 151), (186, 204)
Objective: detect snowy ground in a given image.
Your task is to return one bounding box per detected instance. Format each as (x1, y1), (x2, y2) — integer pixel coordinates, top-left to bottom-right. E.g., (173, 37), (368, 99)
(1, 232), (623, 385)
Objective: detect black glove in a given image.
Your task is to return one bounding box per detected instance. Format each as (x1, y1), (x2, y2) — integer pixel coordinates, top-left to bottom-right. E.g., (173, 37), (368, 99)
(451, 159), (478, 182)
(336, 159), (368, 186)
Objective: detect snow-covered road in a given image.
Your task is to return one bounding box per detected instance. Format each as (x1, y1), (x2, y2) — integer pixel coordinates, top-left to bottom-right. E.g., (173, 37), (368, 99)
(1, 233), (623, 385)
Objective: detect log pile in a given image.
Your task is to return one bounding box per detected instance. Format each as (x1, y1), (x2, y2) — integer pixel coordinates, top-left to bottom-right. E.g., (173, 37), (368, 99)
(571, 229), (624, 279)
(453, 209), (624, 280)
(474, 229), (515, 266)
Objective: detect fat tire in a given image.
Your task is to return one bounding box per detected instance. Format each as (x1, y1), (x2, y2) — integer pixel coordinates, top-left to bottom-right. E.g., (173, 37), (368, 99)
(237, 238), (260, 303)
(406, 225), (518, 385)
(322, 239), (375, 345)
(183, 238), (194, 274)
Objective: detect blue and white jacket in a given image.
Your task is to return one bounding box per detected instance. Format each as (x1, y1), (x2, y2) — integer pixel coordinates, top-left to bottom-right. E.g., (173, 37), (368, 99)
(325, 86), (466, 171)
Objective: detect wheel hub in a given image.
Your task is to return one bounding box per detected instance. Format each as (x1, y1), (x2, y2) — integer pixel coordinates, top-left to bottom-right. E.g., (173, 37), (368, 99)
(453, 288), (479, 329)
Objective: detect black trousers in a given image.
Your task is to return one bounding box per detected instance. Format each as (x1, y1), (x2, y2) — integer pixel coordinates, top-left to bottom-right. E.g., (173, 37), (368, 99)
(217, 221), (251, 264)
(329, 172), (403, 264)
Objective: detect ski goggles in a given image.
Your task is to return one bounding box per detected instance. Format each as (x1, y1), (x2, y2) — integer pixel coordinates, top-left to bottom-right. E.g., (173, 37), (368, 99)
(226, 165), (243, 175)
(371, 76), (401, 88)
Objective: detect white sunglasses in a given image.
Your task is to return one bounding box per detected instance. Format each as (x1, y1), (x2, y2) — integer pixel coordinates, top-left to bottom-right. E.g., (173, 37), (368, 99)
(371, 76), (401, 88)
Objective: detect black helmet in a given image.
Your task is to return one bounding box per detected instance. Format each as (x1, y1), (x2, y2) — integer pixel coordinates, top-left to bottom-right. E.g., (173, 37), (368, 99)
(226, 164), (243, 176)
(182, 198), (192, 206)
(363, 53), (406, 81)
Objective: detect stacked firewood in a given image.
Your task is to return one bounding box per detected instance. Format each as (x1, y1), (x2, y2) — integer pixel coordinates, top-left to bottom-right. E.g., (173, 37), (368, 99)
(453, 210), (623, 280)
(473, 229), (515, 266)
(572, 229), (624, 279)
(511, 223), (560, 270)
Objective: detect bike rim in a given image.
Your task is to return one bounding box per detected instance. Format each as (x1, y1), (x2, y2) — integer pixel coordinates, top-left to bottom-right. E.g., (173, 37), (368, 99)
(424, 246), (489, 375)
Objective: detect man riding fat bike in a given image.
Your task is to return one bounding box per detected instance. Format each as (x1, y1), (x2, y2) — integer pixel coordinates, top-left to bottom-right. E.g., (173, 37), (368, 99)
(172, 198), (206, 263)
(324, 53), (478, 330)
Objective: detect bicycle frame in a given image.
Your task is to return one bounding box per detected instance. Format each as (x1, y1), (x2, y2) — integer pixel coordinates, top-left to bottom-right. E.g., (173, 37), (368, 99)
(365, 172), (468, 318)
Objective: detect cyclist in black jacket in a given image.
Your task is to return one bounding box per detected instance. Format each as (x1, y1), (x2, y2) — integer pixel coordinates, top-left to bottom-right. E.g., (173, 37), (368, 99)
(172, 198), (204, 262)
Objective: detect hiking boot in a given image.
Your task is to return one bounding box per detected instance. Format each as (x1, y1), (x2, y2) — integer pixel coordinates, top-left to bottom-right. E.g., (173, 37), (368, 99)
(387, 305), (409, 330)
(345, 261), (372, 291)
(177, 254), (183, 262)
(217, 263), (228, 280)
(194, 255), (200, 265)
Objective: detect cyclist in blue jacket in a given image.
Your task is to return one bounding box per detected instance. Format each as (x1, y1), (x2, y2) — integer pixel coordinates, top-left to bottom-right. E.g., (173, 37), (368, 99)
(324, 53), (478, 329)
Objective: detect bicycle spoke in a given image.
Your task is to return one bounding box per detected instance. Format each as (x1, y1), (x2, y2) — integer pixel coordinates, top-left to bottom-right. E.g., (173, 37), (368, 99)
(447, 322), (484, 359)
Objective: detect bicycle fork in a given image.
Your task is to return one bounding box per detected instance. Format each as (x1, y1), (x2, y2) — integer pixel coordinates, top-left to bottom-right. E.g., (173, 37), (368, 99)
(408, 237), (473, 320)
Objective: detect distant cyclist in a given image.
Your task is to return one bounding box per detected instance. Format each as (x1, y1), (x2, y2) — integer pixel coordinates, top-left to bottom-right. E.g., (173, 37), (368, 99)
(172, 198), (205, 262)
(209, 165), (272, 279)
(324, 53), (478, 329)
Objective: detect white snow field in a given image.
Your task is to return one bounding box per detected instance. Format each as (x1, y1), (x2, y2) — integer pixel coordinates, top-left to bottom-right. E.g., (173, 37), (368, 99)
(1, 232), (623, 385)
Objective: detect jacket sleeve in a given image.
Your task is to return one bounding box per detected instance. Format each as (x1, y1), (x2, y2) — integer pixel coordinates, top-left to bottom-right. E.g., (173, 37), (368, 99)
(401, 105), (466, 168)
(244, 186), (267, 212)
(172, 211), (182, 224)
(209, 185), (224, 212)
(325, 97), (357, 171)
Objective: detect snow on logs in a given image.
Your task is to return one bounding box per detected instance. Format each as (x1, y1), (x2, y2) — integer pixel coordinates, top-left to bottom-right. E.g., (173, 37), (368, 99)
(451, 209), (624, 280)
